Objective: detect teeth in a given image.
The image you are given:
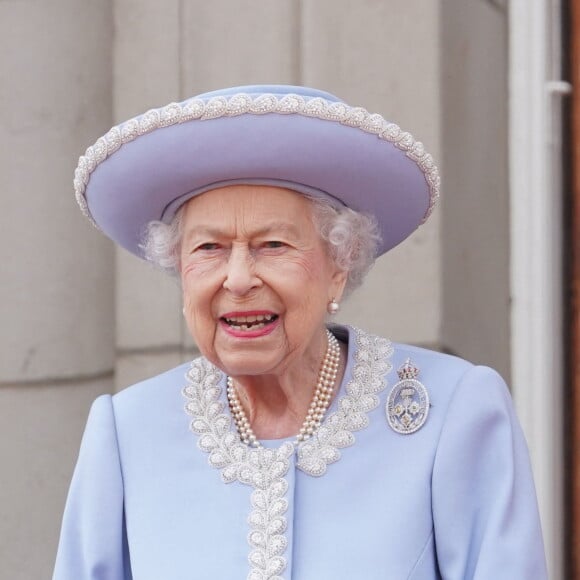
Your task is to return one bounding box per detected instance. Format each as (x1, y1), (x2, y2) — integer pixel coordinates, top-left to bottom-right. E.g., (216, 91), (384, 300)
(224, 314), (275, 324)
(227, 322), (266, 331)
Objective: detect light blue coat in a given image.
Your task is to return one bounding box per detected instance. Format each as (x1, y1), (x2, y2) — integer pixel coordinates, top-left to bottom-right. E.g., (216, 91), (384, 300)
(54, 326), (547, 579)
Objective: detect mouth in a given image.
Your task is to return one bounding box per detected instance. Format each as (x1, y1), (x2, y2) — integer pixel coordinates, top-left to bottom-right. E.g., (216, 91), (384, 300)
(220, 312), (279, 332)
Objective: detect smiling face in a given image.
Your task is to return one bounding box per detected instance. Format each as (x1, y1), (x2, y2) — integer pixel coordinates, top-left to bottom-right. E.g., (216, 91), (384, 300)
(179, 185), (347, 379)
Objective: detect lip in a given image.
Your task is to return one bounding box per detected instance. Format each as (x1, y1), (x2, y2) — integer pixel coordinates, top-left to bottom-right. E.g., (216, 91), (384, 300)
(219, 310), (280, 339)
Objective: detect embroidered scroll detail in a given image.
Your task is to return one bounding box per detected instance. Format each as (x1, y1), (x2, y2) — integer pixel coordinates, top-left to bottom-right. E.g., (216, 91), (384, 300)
(296, 329), (393, 476)
(183, 360), (292, 580)
(182, 327), (393, 579)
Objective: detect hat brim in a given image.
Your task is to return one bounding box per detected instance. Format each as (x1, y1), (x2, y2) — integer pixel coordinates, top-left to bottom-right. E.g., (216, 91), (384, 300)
(75, 87), (439, 258)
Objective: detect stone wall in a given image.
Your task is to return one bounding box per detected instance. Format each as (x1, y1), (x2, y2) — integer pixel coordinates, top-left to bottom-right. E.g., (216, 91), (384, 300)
(440, 0), (511, 380)
(0, 1), (513, 577)
(0, 1), (114, 577)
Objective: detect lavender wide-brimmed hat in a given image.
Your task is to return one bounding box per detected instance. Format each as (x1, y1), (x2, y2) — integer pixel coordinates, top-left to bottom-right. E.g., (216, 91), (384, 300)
(74, 85), (440, 258)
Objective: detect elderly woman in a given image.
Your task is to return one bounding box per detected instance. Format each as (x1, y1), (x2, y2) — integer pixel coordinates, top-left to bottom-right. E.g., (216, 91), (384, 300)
(54, 85), (547, 579)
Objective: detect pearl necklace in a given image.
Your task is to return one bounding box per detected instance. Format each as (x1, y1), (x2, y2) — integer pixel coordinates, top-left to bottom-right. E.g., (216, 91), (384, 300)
(226, 329), (341, 448)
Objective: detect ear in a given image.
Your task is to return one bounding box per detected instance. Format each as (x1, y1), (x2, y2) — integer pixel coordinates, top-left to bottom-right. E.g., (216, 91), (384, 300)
(329, 268), (348, 303)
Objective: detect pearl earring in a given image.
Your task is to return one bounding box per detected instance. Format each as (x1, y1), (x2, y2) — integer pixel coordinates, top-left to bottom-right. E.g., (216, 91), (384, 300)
(182, 307), (186, 316)
(327, 299), (339, 315)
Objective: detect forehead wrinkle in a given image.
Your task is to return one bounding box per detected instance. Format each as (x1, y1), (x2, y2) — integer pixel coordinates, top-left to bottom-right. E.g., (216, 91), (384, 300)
(249, 221), (304, 238)
(183, 218), (307, 242)
(181, 185), (317, 243)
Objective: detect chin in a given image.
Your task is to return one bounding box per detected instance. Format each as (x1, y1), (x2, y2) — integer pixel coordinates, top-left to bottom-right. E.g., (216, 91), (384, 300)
(217, 355), (279, 379)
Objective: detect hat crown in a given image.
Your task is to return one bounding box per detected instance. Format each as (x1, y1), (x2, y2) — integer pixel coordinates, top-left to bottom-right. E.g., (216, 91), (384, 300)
(195, 84), (342, 103)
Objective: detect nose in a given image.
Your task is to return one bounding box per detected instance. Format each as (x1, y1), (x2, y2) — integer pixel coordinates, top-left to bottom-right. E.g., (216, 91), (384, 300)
(222, 247), (262, 296)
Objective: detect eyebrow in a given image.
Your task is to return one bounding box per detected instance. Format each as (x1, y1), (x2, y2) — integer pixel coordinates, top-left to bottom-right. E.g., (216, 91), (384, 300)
(183, 221), (302, 242)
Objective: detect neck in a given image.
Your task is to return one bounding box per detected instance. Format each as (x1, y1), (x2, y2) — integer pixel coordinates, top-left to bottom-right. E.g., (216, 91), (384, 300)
(229, 333), (347, 441)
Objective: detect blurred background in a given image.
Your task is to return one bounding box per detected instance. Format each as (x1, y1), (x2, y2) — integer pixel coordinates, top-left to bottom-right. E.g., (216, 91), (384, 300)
(0, 0), (576, 578)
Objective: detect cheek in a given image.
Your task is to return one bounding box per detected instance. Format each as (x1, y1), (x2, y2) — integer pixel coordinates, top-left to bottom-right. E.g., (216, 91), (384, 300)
(181, 293), (217, 354)
(181, 257), (222, 277)
(286, 252), (336, 292)
(180, 268), (219, 323)
(181, 257), (226, 306)
(264, 253), (332, 311)
(262, 251), (322, 280)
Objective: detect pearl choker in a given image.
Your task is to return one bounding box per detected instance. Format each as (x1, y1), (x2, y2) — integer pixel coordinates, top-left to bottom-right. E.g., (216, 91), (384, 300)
(226, 329), (341, 448)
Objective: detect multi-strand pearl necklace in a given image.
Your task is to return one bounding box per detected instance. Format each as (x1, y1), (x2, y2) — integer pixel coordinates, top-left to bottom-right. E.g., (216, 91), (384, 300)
(226, 329), (341, 448)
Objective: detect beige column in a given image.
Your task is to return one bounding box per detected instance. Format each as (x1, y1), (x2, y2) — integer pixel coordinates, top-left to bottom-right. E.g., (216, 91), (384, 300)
(301, 0), (442, 347)
(181, 0), (299, 92)
(114, 0), (185, 388)
(440, 1), (511, 379)
(0, 1), (114, 578)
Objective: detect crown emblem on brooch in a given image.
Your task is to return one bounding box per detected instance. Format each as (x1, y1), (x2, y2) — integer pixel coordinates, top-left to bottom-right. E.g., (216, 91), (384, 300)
(386, 358), (430, 435)
(397, 358), (420, 380)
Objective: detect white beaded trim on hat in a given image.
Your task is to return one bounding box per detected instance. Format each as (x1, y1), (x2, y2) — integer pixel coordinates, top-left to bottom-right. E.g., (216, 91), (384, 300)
(74, 93), (440, 228)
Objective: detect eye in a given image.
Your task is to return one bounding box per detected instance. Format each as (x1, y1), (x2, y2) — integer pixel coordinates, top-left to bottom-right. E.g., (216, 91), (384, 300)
(196, 242), (220, 251)
(190, 242), (222, 254)
(263, 241), (285, 249)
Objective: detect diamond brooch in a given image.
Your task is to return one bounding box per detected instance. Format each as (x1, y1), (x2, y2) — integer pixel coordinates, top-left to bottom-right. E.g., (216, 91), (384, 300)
(386, 358), (430, 435)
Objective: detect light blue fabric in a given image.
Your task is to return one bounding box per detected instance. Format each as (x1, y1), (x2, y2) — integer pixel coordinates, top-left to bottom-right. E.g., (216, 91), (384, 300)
(84, 85), (432, 258)
(54, 327), (547, 579)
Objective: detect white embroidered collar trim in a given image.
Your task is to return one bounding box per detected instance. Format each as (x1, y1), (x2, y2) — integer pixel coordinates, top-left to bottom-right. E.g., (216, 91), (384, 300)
(182, 326), (393, 580)
(183, 326), (393, 478)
